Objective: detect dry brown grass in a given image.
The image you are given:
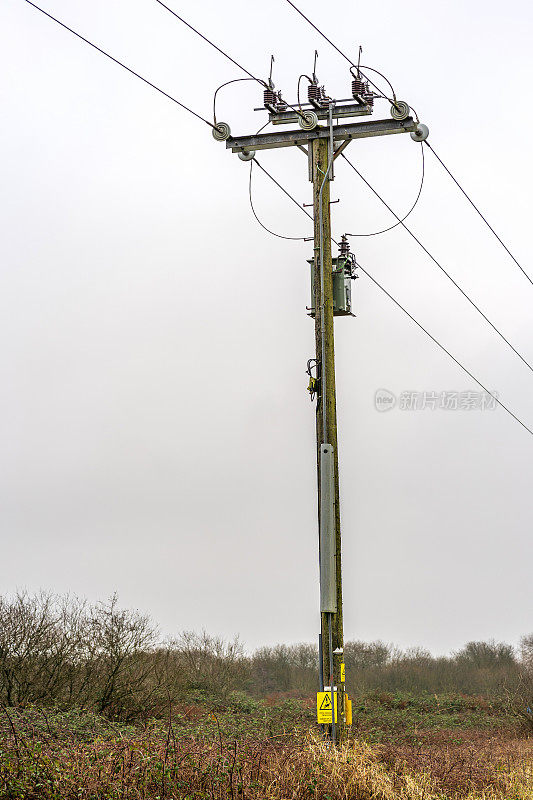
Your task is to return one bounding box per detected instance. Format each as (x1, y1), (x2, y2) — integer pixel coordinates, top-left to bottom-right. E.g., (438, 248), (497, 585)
(379, 729), (533, 796)
(1, 715), (532, 799)
(301, 736), (533, 800)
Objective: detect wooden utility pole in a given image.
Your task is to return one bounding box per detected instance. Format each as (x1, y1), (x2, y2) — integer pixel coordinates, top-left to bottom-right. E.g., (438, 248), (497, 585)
(222, 100), (419, 745)
(312, 136), (345, 743)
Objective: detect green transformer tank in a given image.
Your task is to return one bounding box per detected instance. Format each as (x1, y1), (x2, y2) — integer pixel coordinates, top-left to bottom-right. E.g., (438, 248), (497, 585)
(308, 256), (355, 317)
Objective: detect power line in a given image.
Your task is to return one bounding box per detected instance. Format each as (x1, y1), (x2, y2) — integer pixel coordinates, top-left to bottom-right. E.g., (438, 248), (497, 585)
(213, 78), (256, 125)
(356, 65), (396, 104)
(23, 0), (532, 440)
(348, 144), (425, 237)
(249, 160), (308, 241)
(283, 0), (397, 103)
(24, 0), (216, 130)
(341, 152), (533, 376)
(253, 159), (314, 222)
(424, 141), (533, 288)
(152, 1), (310, 124)
(357, 263), (533, 437)
(152, 0), (266, 87)
(250, 155), (533, 438)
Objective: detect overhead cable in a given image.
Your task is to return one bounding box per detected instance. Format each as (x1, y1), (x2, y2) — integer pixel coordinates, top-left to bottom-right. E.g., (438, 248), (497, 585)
(153, 1), (309, 123)
(357, 263), (533, 437)
(341, 153), (533, 376)
(252, 155), (533, 438)
(23, 0), (532, 439)
(253, 158), (314, 222)
(283, 0), (397, 104)
(249, 160), (308, 241)
(213, 78), (256, 125)
(24, 0), (217, 130)
(348, 144), (425, 237)
(424, 142), (533, 288)
(153, 0), (266, 86)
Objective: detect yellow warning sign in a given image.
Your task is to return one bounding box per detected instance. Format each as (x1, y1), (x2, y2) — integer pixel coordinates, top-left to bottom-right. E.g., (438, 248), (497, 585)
(317, 691), (337, 723)
(340, 662), (345, 683)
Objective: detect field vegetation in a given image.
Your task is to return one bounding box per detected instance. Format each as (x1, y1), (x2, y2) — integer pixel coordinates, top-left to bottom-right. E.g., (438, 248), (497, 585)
(0, 592), (532, 798)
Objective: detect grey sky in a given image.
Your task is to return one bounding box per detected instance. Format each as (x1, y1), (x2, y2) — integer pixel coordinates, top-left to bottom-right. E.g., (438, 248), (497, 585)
(1, 0), (532, 655)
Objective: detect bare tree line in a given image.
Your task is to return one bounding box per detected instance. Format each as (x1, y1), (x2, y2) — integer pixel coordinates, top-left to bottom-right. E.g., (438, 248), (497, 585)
(0, 592), (248, 721)
(0, 592), (531, 728)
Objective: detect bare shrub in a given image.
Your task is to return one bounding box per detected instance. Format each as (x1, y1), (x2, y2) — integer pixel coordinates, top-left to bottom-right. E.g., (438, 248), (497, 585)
(169, 630), (249, 699)
(251, 643), (318, 696)
(506, 633), (533, 732)
(454, 640), (516, 669)
(81, 594), (159, 721)
(0, 591), (89, 706)
(0, 591), (163, 721)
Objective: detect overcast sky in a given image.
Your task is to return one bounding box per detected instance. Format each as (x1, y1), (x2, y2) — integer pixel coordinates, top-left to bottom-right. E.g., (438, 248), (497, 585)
(1, 0), (532, 655)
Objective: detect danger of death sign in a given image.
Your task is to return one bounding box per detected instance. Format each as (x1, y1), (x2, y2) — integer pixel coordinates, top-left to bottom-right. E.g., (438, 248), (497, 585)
(316, 691), (337, 723)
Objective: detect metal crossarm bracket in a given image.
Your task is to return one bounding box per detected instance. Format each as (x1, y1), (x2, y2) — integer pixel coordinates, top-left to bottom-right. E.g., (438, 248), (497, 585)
(333, 140), (352, 160)
(226, 117), (417, 153)
(268, 101), (372, 126)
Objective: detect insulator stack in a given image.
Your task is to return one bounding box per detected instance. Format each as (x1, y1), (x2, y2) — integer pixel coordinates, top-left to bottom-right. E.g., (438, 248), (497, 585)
(363, 90), (374, 106)
(308, 82), (331, 107)
(352, 78), (365, 97)
(308, 83), (321, 104)
(263, 88), (276, 108)
(264, 88), (288, 112)
(339, 235), (350, 258)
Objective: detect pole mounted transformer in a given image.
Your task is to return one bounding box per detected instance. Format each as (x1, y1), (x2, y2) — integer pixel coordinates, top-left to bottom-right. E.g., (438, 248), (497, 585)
(308, 237), (358, 317)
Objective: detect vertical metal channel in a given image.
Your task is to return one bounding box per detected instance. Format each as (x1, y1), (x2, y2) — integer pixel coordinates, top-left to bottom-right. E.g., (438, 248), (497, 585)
(320, 443), (337, 613)
(318, 633), (324, 691)
(318, 102), (335, 442)
(328, 612), (336, 743)
(318, 632), (325, 737)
